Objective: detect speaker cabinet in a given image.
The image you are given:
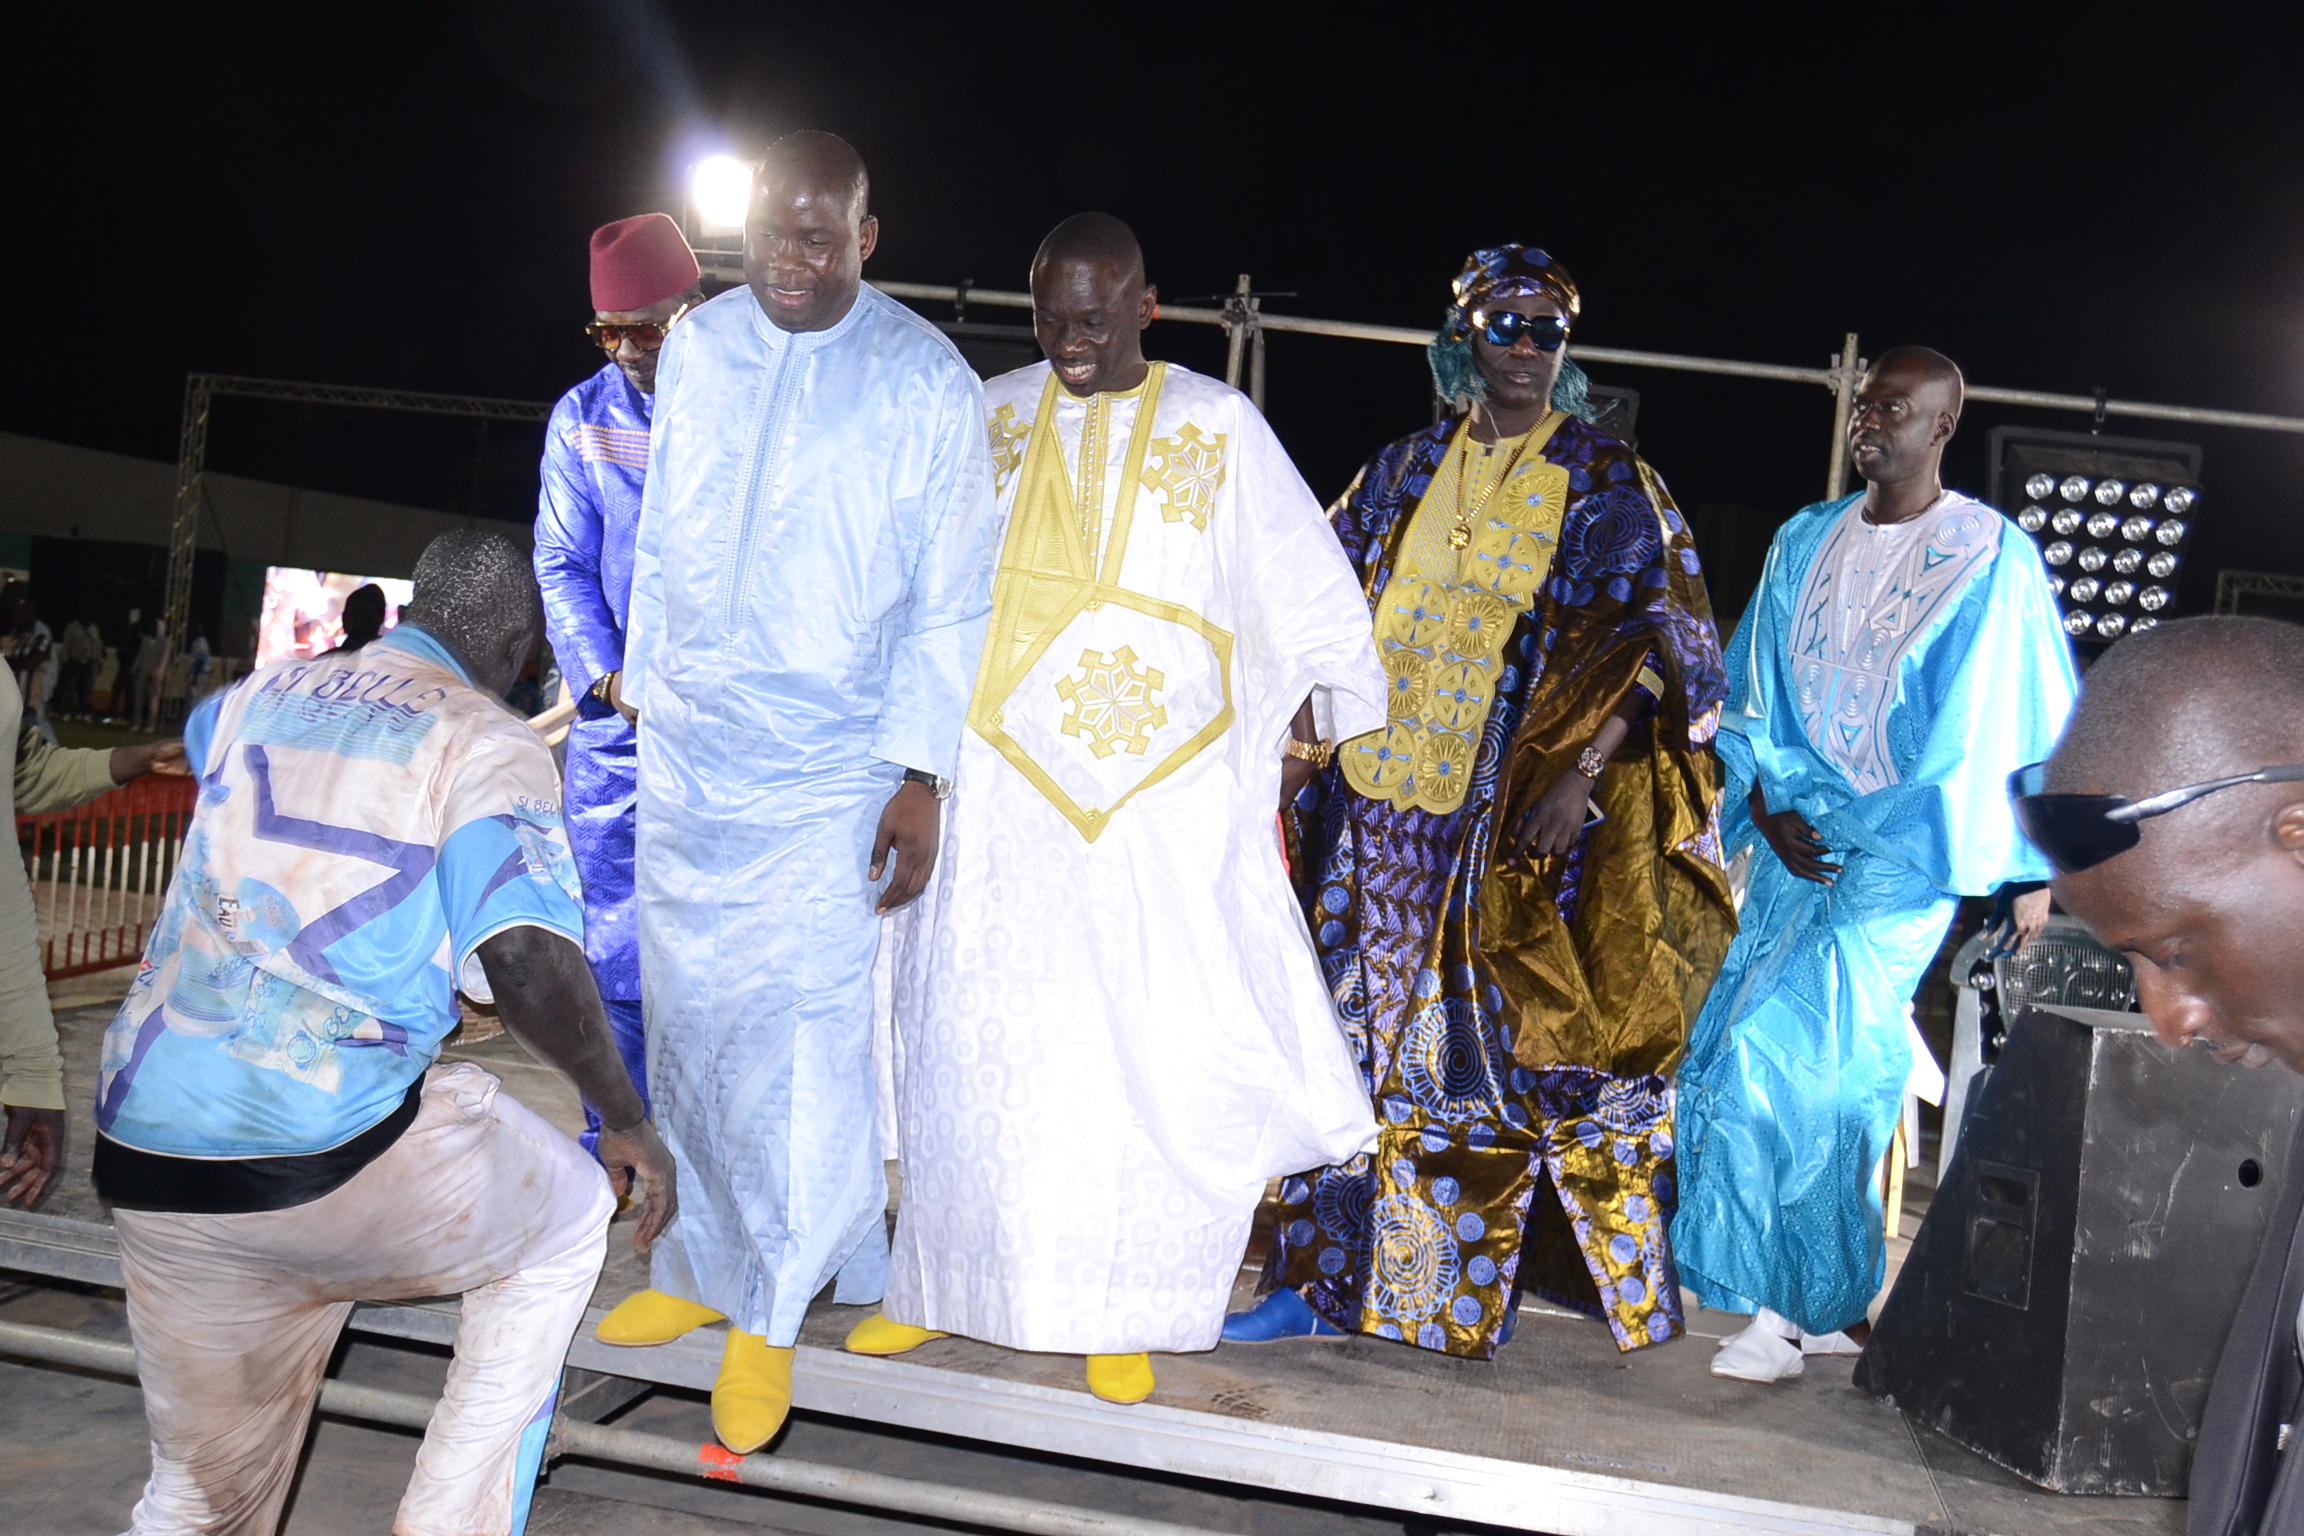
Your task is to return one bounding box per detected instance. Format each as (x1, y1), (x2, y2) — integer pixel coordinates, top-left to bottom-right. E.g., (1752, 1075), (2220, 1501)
(1855, 1004), (2304, 1495)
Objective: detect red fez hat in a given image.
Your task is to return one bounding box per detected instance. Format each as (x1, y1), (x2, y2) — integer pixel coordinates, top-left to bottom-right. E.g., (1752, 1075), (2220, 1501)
(589, 213), (701, 313)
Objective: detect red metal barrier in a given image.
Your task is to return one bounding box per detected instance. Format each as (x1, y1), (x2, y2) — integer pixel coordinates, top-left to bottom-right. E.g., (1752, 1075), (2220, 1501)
(16, 775), (198, 979)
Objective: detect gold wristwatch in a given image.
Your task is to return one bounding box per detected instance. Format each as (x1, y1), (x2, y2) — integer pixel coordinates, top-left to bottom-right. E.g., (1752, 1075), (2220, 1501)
(1282, 737), (1335, 768)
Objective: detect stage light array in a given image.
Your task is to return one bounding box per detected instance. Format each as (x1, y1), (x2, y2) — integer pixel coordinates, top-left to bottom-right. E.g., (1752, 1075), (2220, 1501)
(1989, 427), (2204, 649)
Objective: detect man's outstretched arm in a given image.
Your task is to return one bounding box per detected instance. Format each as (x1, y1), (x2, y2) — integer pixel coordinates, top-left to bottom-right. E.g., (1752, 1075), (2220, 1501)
(475, 925), (677, 1248)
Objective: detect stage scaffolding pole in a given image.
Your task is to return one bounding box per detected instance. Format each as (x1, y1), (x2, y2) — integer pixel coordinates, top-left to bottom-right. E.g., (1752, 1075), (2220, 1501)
(1824, 334), (1863, 501)
(159, 375), (553, 672)
(854, 274), (2304, 482)
(173, 273), (2301, 652)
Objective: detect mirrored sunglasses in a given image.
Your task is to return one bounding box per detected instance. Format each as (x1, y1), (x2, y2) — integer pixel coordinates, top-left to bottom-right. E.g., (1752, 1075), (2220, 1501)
(2009, 759), (2304, 873)
(1471, 309), (1571, 351)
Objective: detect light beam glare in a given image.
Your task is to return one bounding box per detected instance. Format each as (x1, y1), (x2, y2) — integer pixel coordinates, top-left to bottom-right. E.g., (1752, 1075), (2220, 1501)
(691, 154), (753, 231)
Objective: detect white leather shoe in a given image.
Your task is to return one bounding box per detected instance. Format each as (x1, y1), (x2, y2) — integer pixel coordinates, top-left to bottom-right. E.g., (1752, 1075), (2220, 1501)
(1714, 1305), (1798, 1347)
(1712, 1315), (1804, 1382)
(1801, 1328), (1864, 1356)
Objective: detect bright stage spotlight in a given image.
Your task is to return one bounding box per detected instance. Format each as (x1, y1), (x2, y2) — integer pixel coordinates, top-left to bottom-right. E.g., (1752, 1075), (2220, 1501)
(691, 154), (753, 231)
(1990, 426), (2203, 653)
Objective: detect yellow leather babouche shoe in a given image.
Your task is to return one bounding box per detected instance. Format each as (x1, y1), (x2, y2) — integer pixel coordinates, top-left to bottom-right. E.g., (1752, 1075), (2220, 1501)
(1084, 1352), (1154, 1405)
(843, 1313), (948, 1356)
(594, 1288), (724, 1346)
(713, 1330), (795, 1454)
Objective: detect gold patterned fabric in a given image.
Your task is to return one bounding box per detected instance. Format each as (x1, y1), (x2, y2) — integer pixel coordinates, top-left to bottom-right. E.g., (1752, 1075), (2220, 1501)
(965, 365), (1241, 843)
(1343, 415), (1571, 814)
(1271, 412), (1735, 1357)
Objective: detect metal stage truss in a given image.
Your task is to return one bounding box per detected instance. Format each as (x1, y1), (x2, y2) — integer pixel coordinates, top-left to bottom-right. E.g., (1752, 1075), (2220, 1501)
(163, 280), (2304, 659)
(158, 375), (554, 682)
(2216, 568), (2304, 615)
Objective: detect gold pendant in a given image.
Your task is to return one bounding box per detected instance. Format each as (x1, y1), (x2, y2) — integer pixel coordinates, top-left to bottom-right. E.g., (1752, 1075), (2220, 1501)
(1448, 523), (1472, 549)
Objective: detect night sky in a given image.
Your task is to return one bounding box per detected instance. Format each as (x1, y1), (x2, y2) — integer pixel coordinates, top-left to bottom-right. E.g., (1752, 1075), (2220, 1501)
(14, 4), (2302, 624)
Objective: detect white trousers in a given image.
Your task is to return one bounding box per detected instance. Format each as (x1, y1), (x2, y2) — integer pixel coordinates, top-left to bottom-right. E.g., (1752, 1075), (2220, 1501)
(112, 1064), (613, 1536)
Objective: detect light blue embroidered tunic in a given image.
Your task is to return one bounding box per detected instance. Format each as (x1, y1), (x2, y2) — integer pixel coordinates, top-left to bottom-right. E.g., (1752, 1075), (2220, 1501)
(1671, 491), (2078, 1335)
(623, 282), (1000, 1343)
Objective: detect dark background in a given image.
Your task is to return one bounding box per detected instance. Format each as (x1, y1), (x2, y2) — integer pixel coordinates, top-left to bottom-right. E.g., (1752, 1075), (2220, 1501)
(10, 3), (2301, 630)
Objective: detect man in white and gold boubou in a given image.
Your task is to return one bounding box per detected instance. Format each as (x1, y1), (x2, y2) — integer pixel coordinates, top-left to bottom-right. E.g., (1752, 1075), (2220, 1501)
(845, 213), (1386, 1406)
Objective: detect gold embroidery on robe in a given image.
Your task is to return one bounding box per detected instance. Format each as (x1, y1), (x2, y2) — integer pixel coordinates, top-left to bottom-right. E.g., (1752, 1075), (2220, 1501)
(1139, 422), (1227, 531)
(966, 365), (1237, 843)
(1056, 646), (1167, 758)
(987, 403), (1029, 496)
(1341, 413), (1572, 814)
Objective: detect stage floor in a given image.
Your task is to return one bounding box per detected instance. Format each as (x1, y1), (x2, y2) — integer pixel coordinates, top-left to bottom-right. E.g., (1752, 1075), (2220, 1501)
(6, 999), (2184, 1536)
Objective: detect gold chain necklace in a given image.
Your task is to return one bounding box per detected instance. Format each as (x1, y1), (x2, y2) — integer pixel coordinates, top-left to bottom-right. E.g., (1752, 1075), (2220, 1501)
(1447, 413), (1550, 551)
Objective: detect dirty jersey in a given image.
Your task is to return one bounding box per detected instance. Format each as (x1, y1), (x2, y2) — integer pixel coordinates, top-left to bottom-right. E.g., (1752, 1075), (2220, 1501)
(95, 625), (584, 1160)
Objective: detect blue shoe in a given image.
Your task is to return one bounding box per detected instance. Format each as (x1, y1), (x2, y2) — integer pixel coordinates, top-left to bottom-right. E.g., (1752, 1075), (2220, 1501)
(1222, 1288), (1348, 1344)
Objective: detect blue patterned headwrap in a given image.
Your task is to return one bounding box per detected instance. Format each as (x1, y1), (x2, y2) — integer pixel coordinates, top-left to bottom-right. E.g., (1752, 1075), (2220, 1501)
(1444, 244), (1582, 338)
(1428, 243), (1598, 420)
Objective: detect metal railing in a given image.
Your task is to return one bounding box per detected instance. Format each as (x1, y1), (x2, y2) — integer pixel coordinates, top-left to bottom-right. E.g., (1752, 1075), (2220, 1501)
(17, 775), (197, 979)
(703, 258), (2304, 503)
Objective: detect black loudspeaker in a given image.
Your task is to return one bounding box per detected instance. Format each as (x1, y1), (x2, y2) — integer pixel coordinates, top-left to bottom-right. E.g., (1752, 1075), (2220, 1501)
(1855, 1004), (2304, 1495)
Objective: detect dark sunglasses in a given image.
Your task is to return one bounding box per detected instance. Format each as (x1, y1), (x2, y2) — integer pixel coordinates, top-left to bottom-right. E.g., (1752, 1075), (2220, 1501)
(2010, 759), (2304, 873)
(585, 318), (676, 352)
(1470, 309), (1571, 352)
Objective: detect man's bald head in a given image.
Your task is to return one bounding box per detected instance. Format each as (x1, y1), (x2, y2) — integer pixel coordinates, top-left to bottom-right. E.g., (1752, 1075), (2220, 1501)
(400, 528), (541, 698)
(2042, 617), (2304, 1072)
(1029, 213), (1155, 398)
(2050, 618), (2304, 796)
(1867, 345), (1964, 409)
(746, 131), (878, 334)
(1031, 212), (1145, 288)
(756, 130), (868, 221)
(1848, 345), (1964, 505)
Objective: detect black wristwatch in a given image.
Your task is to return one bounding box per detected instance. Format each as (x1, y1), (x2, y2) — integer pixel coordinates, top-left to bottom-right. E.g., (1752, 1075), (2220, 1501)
(902, 766), (953, 800)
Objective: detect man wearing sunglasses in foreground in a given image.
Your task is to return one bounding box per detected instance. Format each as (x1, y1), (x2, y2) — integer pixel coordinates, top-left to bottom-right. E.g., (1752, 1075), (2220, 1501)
(1672, 346), (2078, 1382)
(532, 212), (703, 1153)
(2016, 616), (2304, 1534)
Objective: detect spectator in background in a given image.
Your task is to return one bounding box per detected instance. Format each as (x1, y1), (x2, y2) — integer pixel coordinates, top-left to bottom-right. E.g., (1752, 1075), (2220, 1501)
(135, 618), (169, 731)
(4, 589), (55, 744)
(185, 630), (213, 703)
(58, 615), (100, 717)
(326, 583), (389, 657)
(110, 620), (147, 721)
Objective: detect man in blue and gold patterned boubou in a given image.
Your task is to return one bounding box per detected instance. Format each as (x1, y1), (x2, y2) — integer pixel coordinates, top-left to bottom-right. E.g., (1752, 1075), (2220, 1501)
(1226, 244), (1736, 1359)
